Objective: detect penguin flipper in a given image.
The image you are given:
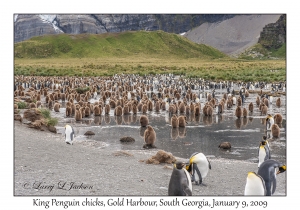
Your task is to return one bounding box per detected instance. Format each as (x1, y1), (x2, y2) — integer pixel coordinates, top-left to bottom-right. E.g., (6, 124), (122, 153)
(193, 163), (202, 185)
(271, 177), (277, 195)
(207, 158), (212, 170)
(182, 186), (192, 196)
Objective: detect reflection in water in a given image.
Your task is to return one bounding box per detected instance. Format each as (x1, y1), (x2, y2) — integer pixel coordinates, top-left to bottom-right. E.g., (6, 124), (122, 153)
(194, 115), (200, 123)
(203, 115), (213, 126)
(235, 118), (242, 129)
(123, 115), (131, 124)
(115, 116), (123, 125)
(104, 115), (111, 124)
(94, 116), (102, 125)
(170, 128), (179, 140)
(242, 117), (248, 127)
(132, 114), (138, 123)
(178, 127), (186, 138)
(55, 93), (286, 164)
(139, 127), (147, 138)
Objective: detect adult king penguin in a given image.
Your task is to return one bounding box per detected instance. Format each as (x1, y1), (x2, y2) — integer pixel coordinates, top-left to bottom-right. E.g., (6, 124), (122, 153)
(258, 140), (271, 168)
(168, 161), (192, 196)
(244, 172), (266, 195)
(65, 124), (75, 145)
(257, 159), (286, 196)
(265, 114), (274, 131)
(186, 152), (211, 185)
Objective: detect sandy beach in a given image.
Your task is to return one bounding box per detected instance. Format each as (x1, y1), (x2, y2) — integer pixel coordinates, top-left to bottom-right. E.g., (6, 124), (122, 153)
(14, 121), (286, 196)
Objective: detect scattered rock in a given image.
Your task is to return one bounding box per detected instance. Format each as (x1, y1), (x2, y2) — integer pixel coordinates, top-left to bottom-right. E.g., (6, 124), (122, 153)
(48, 125), (57, 133)
(219, 142), (232, 149)
(14, 114), (22, 122)
(112, 151), (133, 157)
(163, 165), (173, 170)
(146, 150), (176, 164)
(120, 136), (135, 142)
(23, 108), (43, 122)
(84, 131), (95, 136)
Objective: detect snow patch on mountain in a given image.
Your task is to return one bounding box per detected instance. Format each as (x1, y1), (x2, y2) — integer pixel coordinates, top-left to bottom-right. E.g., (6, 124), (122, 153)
(38, 15), (63, 33)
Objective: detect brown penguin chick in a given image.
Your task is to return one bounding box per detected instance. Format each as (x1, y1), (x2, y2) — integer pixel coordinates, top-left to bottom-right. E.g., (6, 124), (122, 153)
(235, 106), (242, 118)
(60, 93), (66, 102)
(217, 103), (223, 114)
(143, 125), (156, 148)
(29, 102), (36, 109)
(195, 105), (201, 116)
(137, 102), (143, 112)
(227, 99), (232, 108)
(84, 106), (91, 117)
(80, 107), (85, 118)
(245, 90), (249, 97)
(219, 142), (231, 149)
(66, 106), (72, 117)
(256, 96), (260, 106)
(185, 105), (190, 115)
(114, 105), (123, 116)
(109, 100), (116, 109)
(123, 104), (130, 115)
(207, 93), (212, 102)
(261, 104), (268, 115)
(53, 102), (61, 112)
(161, 101), (166, 110)
(169, 104), (176, 115)
(14, 103), (18, 109)
(264, 98), (269, 107)
(45, 95), (50, 104)
(248, 102), (254, 112)
(242, 107), (248, 118)
(139, 115), (149, 127)
(147, 100), (153, 111)
(202, 104), (208, 116)
(171, 115), (179, 128)
(276, 97), (281, 107)
(207, 105), (213, 116)
(94, 105), (101, 116)
(155, 101), (160, 112)
(271, 124), (280, 138)
(237, 97), (242, 106)
(142, 104), (148, 114)
(178, 102), (185, 114)
(71, 103), (76, 115)
(105, 104), (110, 115)
(178, 116), (187, 127)
(48, 99), (54, 110)
(75, 108), (82, 121)
(274, 113), (283, 125)
(132, 104), (137, 114)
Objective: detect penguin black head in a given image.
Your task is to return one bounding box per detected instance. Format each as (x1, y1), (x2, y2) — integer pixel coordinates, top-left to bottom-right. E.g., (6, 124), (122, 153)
(277, 165), (286, 174)
(174, 161), (185, 170)
(260, 140), (268, 146)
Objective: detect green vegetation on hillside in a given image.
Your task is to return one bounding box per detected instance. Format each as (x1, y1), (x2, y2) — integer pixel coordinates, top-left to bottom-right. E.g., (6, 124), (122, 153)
(14, 31), (286, 82)
(238, 43), (286, 60)
(14, 31), (226, 59)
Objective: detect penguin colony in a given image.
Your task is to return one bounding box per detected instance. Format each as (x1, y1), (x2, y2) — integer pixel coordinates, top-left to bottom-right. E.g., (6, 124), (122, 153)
(14, 74), (286, 196)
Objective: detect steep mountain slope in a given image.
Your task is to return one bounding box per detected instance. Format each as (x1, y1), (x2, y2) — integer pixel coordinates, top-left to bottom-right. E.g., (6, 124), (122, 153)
(183, 14), (281, 55)
(14, 14), (235, 43)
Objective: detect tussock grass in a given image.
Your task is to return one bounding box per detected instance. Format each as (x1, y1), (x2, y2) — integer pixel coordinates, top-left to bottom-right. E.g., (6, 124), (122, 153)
(38, 108), (58, 126)
(17, 101), (27, 109)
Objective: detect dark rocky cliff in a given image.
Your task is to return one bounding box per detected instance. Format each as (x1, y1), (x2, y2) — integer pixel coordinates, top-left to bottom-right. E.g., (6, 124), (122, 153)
(14, 14), (235, 43)
(258, 14), (286, 49)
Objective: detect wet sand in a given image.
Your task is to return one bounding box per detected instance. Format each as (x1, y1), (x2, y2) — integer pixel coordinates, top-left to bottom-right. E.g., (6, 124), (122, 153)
(14, 122), (286, 196)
